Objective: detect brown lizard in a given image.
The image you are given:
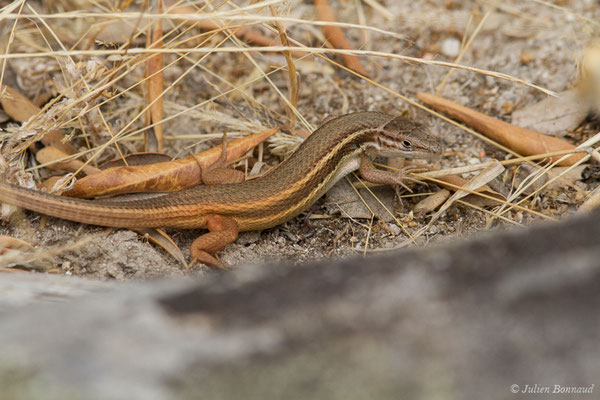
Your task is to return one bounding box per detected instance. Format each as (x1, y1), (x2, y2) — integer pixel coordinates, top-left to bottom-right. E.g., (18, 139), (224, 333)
(0, 112), (441, 267)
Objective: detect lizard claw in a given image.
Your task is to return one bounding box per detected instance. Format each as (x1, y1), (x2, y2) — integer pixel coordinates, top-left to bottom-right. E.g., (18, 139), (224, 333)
(396, 165), (428, 188)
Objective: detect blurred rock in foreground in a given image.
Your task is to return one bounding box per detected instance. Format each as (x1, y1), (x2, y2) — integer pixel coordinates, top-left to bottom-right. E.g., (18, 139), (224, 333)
(1, 211), (599, 400)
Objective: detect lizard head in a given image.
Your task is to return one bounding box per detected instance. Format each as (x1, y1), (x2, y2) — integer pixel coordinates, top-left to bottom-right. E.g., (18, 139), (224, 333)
(363, 116), (442, 159)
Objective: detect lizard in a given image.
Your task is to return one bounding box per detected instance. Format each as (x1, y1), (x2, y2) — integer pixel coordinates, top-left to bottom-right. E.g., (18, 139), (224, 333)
(0, 112), (442, 267)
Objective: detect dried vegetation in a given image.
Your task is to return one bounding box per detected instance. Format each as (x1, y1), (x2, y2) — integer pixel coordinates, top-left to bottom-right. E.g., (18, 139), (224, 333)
(0, 0), (599, 278)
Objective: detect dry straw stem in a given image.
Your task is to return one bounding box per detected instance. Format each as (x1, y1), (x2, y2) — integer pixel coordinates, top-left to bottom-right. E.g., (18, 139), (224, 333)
(21, 57), (289, 175)
(362, 0), (394, 21)
(8, 1), (257, 164)
(351, 173), (417, 245)
(407, 147), (592, 226)
(268, 5), (299, 127)
(7, 11), (407, 40)
(400, 162), (510, 246)
(181, 0), (313, 131)
(367, 162), (502, 201)
(0, 1), (24, 92)
(64, 30), (239, 179)
(529, 0), (599, 26)
(3, 3), (564, 205)
(362, 214), (375, 256)
(426, 160), (505, 227)
(495, 131), (600, 220)
(0, 235), (96, 269)
(0, 46), (556, 96)
(227, 41), (312, 131)
(144, 0), (165, 152)
(35, 146), (100, 176)
(415, 174), (556, 222)
(455, 199), (522, 227)
(406, 148), (590, 183)
(24, 3), (132, 166)
(370, 161), (523, 253)
(436, 0), (499, 94)
(191, 20), (307, 58)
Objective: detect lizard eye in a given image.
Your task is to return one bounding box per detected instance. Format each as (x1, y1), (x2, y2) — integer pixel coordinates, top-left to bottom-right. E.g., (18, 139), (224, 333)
(402, 140), (412, 148)
(376, 136), (383, 148)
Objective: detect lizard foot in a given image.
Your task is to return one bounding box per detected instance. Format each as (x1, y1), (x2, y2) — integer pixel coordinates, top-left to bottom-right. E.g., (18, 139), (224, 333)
(188, 214), (238, 269)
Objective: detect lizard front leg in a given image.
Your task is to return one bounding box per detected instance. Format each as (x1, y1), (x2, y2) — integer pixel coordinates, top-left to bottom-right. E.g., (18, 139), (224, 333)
(358, 154), (425, 192)
(189, 214), (239, 268)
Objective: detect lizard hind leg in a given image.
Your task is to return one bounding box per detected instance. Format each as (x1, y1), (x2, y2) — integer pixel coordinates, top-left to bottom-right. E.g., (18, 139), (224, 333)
(194, 133), (245, 185)
(189, 214), (239, 269)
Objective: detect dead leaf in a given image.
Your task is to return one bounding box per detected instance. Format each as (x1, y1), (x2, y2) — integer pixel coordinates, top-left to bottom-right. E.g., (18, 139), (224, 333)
(0, 85), (75, 155)
(326, 180), (396, 222)
(39, 176), (67, 193)
(63, 127), (279, 198)
(41, 131), (76, 155)
(100, 152), (172, 169)
(413, 189), (451, 214)
(165, 3), (307, 58)
(314, 0), (369, 77)
(0, 85), (40, 122)
(0, 235), (34, 267)
(0, 235), (34, 251)
(418, 92), (586, 166)
(36, 146), (100, 176)
(133, 228), (187, 268)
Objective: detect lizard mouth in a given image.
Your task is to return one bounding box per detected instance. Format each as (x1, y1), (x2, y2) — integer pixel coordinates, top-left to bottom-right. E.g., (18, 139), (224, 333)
(375, 147), (439, 160)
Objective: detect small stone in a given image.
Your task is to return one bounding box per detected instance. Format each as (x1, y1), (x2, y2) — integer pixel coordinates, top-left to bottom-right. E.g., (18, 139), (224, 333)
(386, 223), (401, 236)
(520, 51), (534, 64)
(501, 101), (514, 114)
(441, 38), (460, 58)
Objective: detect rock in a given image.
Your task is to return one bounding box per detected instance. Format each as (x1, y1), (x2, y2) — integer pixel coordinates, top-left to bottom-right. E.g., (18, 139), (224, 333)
(1, 211), (600, 400)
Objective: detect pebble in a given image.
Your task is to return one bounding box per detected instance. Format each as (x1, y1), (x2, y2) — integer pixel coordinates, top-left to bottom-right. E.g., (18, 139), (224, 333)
(441, 38), (461, 58)
(386, 223), (402, 236)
